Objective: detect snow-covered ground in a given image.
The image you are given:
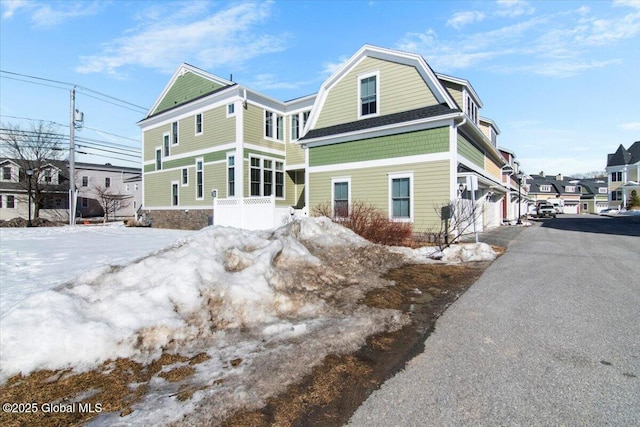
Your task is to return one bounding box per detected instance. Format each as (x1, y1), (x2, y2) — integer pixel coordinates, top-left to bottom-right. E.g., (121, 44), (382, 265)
(0, 219), (496, 426)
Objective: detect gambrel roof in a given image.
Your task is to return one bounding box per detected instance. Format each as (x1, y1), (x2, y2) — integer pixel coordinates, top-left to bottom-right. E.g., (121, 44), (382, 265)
(607, 141), (640, 167)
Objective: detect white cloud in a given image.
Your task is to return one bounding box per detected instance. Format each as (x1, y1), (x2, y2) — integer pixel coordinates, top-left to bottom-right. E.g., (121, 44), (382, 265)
(614, 0), (640, 11)
(320, 56), (350, 77)
(248, 74), (309, 92)
(1, 0), (104, 28)
(76, 2), (289, 76)
(447, 11), (486, 29)
(396, 3), (639, 76)
(496, 0), (535, 18)
(620, 122), (640, 131)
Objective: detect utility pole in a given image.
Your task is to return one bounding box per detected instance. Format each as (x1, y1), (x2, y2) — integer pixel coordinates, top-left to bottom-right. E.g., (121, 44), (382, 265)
(69, 88), (76, 225)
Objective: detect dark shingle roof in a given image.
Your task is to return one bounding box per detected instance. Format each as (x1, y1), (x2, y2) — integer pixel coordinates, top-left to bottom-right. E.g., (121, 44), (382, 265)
(300, 103), (460, 141)
(607, 144), (632, 167)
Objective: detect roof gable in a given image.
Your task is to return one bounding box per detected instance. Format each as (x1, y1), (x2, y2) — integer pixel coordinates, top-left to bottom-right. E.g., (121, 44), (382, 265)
(305, 45), (457, 134)
(147, 64), (233, 117)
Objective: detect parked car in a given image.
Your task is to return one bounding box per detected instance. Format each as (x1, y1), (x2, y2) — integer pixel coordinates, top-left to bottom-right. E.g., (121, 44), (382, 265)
(537, 204), (556, 218)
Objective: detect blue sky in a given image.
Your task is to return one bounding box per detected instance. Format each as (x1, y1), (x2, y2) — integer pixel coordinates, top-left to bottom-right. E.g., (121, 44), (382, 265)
(1, 0), (639, 175)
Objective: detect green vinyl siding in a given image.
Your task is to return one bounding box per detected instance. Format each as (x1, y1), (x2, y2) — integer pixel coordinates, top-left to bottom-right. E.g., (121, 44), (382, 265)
(457, 134), (484, 167)
(244, 104), (286, 150)
(145, 162), (225, 207)
(308, 160), (450, 231)
(315, 57), (440, 129)
(309, 127), (449, 167)
(153, 71), (227, 115)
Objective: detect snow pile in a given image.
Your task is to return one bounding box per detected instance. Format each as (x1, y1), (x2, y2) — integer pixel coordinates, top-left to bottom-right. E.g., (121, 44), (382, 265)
(0, 218), (496, 425)
(441, 242), (497, 263)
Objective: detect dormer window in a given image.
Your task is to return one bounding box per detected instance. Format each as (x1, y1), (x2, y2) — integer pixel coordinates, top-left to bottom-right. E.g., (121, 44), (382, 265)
(465, 94), (478, 125)
(565, 186), (575, 193)
(2, 166), (12, 181)
(540, 185), (551, 192)
(358, 72), (378, 118)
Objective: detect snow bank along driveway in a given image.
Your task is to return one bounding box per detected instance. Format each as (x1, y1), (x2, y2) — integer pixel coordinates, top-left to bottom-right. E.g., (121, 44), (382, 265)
(0, 218), (495, 425)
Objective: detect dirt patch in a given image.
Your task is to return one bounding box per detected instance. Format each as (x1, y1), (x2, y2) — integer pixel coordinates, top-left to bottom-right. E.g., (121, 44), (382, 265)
(223, 261), (490, 427)
(0, 253), (494, 427)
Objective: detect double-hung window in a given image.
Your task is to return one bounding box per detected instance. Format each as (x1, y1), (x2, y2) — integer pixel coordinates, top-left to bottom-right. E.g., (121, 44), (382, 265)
(291, 114), (299, 140)
(2, 167), (10, 181)
(171, 182), (179, 206)
(332, 179), (350, 218)
(227, 155), (235, 196)
(265, 110), (284, 141)
(163, 133), (170, 157)
(181, 168), (188, 186)
(359, 73), (378, 117)
(263, 160), (273, 196)
(265, 111), (273, 139)
(172, 121), (179, 145)
(195, 113), (203, 135)
(275, 162), (284, 197)
(250, 156), (284, 197)
(195, 159), (204, 200)
(105, 177), (111, 188)
(82, 176), (88, 187)
(156, 148), (162, 170)
(389, 173), (413, 221)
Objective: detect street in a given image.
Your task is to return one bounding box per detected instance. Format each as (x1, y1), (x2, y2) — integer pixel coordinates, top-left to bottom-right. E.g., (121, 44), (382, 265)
(349, 215), (640, 426)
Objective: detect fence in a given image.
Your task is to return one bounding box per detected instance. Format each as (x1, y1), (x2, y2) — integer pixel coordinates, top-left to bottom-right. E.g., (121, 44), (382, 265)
(213, 195), (301, 230)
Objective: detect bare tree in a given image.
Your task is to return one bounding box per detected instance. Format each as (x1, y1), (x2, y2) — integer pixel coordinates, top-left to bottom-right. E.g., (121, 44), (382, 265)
(0, 121), (66, 218)
(433, 198), (484, 248)
(92, 184), (131, 223)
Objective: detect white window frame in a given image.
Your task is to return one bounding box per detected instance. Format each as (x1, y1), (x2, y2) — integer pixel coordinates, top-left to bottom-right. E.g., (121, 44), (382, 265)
(171, 181), (179, 206)
(249, 155), (285, 198)
(388, 172), (414, 222)
(598, 187), (608, 194)
(1, 166), (13, 181)
(264, 109), (285, 142)
(565, 186), (575, 193)
(226, 103), (236, 118)
(163, 132), (170, 157)
(331, 177), (351, 218)
(181, 167), (189, 187)
(540, 185), (551, 192)
(195, 113), (203, 135)
(358, 70), (379, 119)
(291, 114), (300, 141)
(155, 147), (162, 170)
(171, 121), (179, 145)
(227, 153), (235, 197)
(195, 158), (204, 200)
(105, 177), (111, 188)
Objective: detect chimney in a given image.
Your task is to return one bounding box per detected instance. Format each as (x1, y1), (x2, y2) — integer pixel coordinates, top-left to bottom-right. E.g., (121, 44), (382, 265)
(556, 173), (563, 181)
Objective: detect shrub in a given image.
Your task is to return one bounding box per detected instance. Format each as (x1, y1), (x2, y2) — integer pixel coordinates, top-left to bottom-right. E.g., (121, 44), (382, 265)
(312, 200), (413, 246)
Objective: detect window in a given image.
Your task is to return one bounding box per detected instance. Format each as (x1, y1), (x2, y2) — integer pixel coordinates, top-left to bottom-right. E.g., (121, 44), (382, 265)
(389, 173), (413, 221)
(611, 171), (623, 182)
(105, 177), (111, 188)
(195, 113), (203, 135)
(540, 185), (551, 192)
(7, 195), (15, 209)
(82, 176), (88, 187)
(612, 190), (623, 201)
(598, 187), (608, 194)
(163, 133), (170, 156)
(181, 168), (188, 186)
(227, 103), (235, 117)
(275, 161), (284, 198)
(171, 182), (179, 206)
(2, 167), (11, 181)
(250, 157), (261, 196)
(583, 203), (588, 211)
(265, 111), (273, 138)
(291, 114), (299, 140)
(81, 197), (88, 208)
(156, 148), (162, 170)
(565, 186), (575, 193)
(250, 156), (284, 197)
(332, 179), (350, 217)
(172, 121), (179, 145)
(302, 111), (310, 128)
(227, 155), (235, 196)
(42, 169), (52, 183)
(359, 74), (377, 117)
(264, 110), (284, 141)
(195, 159), (203, 199)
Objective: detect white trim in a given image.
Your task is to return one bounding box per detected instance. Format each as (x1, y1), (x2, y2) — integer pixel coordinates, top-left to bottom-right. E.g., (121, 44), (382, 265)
(243, 143), (286, 157)
(195, 157), (204, 200)
(195, 113), (203, 136)
(357, 70), (380, 120)
(170, 181), (179, 206)
(302, 115), (459, 148)
(331, 177), (351, 217)
(155, 147), (162, 170)
(226, 152), (235, 197)
(285, 162), (305, 171)
(171, 120), (179, 145)
(388, 172), (414, 222)
(144, 159), (225, 174)
(181, 167), (189, 187)
(263, 108), (286, 143)
(149, 143), (236, 163)
(308, 152), (450, 174)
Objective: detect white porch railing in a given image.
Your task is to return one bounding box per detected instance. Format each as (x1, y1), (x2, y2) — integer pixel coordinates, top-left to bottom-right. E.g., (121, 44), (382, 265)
(213, 195), (304, 230)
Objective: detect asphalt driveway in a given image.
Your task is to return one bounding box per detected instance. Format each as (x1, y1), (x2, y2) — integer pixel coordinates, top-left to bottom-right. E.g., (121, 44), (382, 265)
(349, 215), (640, 426)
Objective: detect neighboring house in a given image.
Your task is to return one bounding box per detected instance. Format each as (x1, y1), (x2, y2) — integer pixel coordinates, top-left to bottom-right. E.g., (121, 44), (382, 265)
(75, 162), (142, 220)
(528, 173), (609, 214)
(139, 45), (513, 232)
(606, 141), (640, 209)
(577, 178), (609, 214)
(498, 147), (529, 222)
(0, 158), (69, 221)
(0, 158), (141, 222)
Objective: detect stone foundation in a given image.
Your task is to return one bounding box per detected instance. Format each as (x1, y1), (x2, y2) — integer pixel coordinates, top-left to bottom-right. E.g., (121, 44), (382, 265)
(145, 209), (212, 230)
